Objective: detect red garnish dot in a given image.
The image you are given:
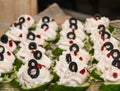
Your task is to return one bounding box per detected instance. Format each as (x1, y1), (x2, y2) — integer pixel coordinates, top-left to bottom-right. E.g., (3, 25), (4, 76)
(37, 64), (42, 69)
(79, 57), (83, 61)
(72, 29), (75, 32)
(74, 51), (77, 56)
(14, 23), (17, 26)
(27, 17), (30, 21)
(7, 51), (11, 56)
(101, 36), (105, 41)
(44, 27), (48, 31)
(107, 53), (111, 58)
(19, 33), (22, 38)
(98, 30), (101, 34)
(51, 19), (55, 22)
(80, 69), (85, 75)
(94, 16), (98, 20)
(31, 50), (35, 54)
(101, 46), (104, 51)
(9, 40), (13, 47)
(69, 40), (73, 44)
(36, 35), (41, 38)
(113, 72), (118, 78)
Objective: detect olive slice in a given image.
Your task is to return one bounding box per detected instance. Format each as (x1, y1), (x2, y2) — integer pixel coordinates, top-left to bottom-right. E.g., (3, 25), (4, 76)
(67, 32), (76, 40)
(69, 43), (79, 52)
(0, 34), (8, 44)
(101, 30), (111, 39)
(41, 23), (49, 29)
(98, 24), (105, 31)
(69, 17), (78, 29)
(28, 59), (39, 78)
(69, 62), (78, 72)
(112, 59), (120, 69)
(42, 16), (50, 23)
(103, 42), (114, 51)
(66, 53), (72, 64)
(110, 49), (120, 59)
(28, 42), (37, 50)
(0, 54), (4, 61)
(33, 50), (42, 60)
(27, 32), (35, 40)
(0, 45), (5, 54)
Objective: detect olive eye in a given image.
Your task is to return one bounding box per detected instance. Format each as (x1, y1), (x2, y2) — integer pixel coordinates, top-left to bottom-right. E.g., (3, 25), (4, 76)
(98, 24), (105, 31)
(103, 42), (113, 51)
(42, 16), (50, 23)
(0, 45), (5, 54)
(69, 62), (78, 72)
(110, 49), (120, 59)
(28, 42), (37, 50)
(67, 32), (76, 40)
(33, 50), (42, 60)
(69, 17), (78, 30)
(69, 43), (79, 52)
(0, 34), (8, 44)
(27, 32), (35, 40)
(112, 59), (120, 69)
(66, 53), (72, 64)
(0, 54), (4, 61)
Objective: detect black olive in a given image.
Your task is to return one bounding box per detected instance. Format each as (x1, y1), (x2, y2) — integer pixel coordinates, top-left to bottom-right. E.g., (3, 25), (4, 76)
(69, 43), (79, 52)
(103, 42), (114, 51)
(0, 45), (5, 54)
(0, 54), (4, 61)
(42, 16), (50, 23)
(28, 59), (39, 78)
(101, 30), (111, 39)
(69, 17), (78, 29)
(69, 62), (78, 72)
(112, 59), (120, 69)
(0, 34), (8, 44)
(94, 14), (101, 20)
(28, 42), (37, 50)
(110, 49), (120, 59)
(33, 50), (42, 60)
(67, 32), (76, 40)
(41, 23), (49, 29)
(27, 32), (35, 40)
(66, 53), (72, 64)
(98, 24), (105, 31)
(14, 17), (25, 29)
(69, 17), (77, 24)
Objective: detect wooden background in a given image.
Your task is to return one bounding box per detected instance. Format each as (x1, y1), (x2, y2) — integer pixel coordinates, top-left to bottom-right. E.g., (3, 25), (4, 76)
(0, 0), (38, 23)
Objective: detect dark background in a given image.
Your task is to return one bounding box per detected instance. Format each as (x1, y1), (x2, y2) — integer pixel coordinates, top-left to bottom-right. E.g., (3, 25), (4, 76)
(37, 0), (120, 20)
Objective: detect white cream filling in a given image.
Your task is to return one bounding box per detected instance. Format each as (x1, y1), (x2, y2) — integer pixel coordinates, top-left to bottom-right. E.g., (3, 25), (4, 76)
(36, 18), (58, 40)
(57, 36), (84, 50)
(84, 17), (110, 33)
(101, 66), (120, 82)
(17, 60), (52, 88)
(54, 51), (88, 86)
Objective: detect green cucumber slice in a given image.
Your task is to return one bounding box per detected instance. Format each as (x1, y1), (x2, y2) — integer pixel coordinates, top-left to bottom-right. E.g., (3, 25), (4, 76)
(52, 47), (64, 56)
(28, 23), (36, 31)
(90, 69), (103, 80)
(100, 82), (120, 91)
(13, 58), (23, 71)
(49, 82), (90, 91)
(108, 25), (116, 33)
(10, 79), (51, 91)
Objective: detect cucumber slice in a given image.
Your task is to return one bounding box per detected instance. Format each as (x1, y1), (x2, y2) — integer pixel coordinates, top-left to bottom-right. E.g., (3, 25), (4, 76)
(90, 69), (103, 80)
(10, 78), (51, 91)
(28, 23), (36, 31)
(52, 47), (64, 56)
(13, 58), (23, 71)
(49, 82), (90, 91)
(108, 25), (116, 33)
(100, 82), (120, 91)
